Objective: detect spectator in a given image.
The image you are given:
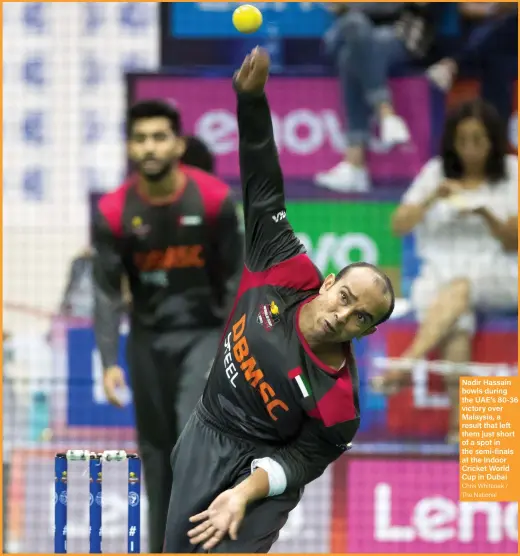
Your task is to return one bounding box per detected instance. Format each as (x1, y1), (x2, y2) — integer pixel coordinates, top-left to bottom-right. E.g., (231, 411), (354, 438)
(427, 3), (518, 122)
(381, 99), (518, 443)
(59, 247), (95, 319)
(180, 135), (215, 174)
(59, 247), (132, 320)
(315, 3), (436, 192)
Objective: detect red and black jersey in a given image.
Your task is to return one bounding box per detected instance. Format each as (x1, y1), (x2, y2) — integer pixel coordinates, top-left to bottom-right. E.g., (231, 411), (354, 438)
(92, 165), (243, 369)
(202, 86), (360, 492)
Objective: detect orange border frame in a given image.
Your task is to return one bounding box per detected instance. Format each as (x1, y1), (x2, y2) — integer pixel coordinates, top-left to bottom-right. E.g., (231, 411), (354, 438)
(0, 1), (519, 555)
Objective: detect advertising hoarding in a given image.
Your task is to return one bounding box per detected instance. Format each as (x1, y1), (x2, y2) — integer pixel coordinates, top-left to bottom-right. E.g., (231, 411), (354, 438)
(130, 75), (431, 189)
(339, 458), (518, 553)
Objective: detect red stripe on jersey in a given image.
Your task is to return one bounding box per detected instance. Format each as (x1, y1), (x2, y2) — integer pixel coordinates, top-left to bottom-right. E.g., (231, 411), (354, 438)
(181, 164), (231, 225)
(313, 377), (357, 427)
(217, 254), (320, 348)
(308, 374), (357, 427)
(239, 254), (321, 295)
(98, 180), (133, 237)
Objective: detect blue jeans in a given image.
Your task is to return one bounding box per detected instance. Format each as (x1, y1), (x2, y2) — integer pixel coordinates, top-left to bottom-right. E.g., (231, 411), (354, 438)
(324, 11), (411, 147)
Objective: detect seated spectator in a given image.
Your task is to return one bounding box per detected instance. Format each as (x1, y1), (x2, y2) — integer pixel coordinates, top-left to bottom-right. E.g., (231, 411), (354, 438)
(382, 99), (518, 443)
(315, 3), (436, 192)
(427, 3), (517, 122)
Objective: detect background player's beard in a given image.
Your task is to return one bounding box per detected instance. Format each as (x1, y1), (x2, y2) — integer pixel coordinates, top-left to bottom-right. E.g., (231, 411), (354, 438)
(138, 158), (175, 182)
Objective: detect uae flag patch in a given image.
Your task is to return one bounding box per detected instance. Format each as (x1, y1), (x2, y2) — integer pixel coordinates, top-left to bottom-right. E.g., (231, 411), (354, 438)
(288, 367), (311, 399)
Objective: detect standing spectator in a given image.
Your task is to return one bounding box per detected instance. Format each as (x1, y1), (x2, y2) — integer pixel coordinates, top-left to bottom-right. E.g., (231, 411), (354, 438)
(59, 248), (95, 319)
(315, 3), (436, 192)
(382, 99), (517, 443)
(92, 100), (243, 552)
(59, 247), (132, 322)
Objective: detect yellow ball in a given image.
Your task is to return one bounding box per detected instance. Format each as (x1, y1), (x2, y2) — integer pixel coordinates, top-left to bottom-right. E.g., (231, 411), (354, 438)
(232, 4), (263, 34)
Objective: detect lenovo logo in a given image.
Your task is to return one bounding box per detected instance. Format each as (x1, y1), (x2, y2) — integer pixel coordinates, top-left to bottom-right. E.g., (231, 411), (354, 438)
(374, 483), (518, 543)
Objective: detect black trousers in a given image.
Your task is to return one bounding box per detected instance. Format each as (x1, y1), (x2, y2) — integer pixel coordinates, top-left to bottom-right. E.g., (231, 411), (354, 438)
(164, 402), (302, 553)
(127, 327), (221, 553)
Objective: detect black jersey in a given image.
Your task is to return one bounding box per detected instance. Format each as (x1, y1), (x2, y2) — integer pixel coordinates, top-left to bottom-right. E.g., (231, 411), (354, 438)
(202, 85), (360, 492)
(92, 166), (243, 369)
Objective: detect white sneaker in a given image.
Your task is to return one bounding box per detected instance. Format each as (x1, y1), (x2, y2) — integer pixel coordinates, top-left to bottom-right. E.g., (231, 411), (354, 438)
(314, 161), (370, 193)
(380, 114), (410, 148)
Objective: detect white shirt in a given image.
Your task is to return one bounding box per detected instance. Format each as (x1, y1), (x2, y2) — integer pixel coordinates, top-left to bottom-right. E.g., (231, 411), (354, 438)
(402, 155), (518, 281)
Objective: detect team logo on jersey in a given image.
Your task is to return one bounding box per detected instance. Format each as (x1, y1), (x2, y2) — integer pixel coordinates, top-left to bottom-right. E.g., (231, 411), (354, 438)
(257, 301), (280, 331)
(134, 246), (205, 271)
(131, 216), (150, 238)
(226, 313), (289, 421)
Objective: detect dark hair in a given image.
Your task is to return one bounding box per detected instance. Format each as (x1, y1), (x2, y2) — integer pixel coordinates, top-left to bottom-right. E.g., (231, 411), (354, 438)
(336, 262), (395, 326)
(441, 99), (507, 183)
(126, 100), (182, 137)
(181, 135), (215, 174)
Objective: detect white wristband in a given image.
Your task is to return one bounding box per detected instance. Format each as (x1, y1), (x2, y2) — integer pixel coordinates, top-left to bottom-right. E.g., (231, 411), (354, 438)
(251, 457), (287, 497)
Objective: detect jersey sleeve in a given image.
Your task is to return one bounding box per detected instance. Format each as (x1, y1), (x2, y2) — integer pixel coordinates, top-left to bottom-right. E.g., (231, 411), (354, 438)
(235, 85), (305, 272)
(92, 210), (124, 370)
(252, 417), (358, 494)
(211, 194), (244, 315)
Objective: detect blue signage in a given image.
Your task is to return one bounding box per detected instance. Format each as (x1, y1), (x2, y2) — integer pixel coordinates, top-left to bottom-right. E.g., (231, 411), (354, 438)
(67, 328), (135, 427)
(170, 2), (333, 38)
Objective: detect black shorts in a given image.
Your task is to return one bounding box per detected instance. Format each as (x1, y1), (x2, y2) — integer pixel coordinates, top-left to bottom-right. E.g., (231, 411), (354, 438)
(164, 401), (302, 553)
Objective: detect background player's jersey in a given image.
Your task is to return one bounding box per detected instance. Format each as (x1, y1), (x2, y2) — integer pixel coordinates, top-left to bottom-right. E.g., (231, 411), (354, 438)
(92, 165), (243, 368)
(202, 83), (359, 491)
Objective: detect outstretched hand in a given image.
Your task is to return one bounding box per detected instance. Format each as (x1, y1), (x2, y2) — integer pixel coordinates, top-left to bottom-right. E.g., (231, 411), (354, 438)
(234, 47), (270, 94)
(187, 489), (247, 551)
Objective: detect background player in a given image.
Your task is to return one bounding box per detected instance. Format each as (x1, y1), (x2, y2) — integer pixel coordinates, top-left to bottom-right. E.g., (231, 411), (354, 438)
(92, 99), (243, 553)
(163, 47), (395, 553)
(181, 135), (216, 174)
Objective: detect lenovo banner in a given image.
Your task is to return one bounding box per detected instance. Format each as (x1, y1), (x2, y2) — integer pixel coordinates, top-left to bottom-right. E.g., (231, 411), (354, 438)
(130, 75), (431, 188)
(336, 458), (518, 553)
